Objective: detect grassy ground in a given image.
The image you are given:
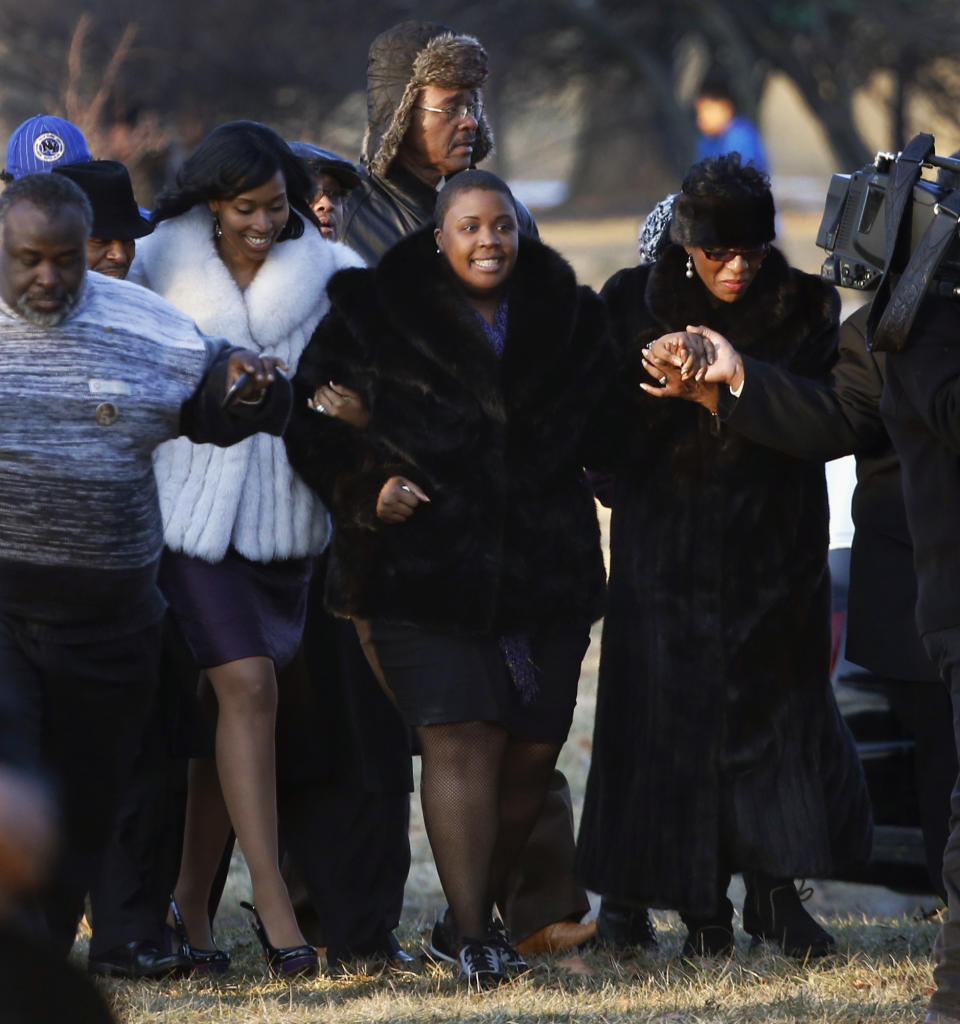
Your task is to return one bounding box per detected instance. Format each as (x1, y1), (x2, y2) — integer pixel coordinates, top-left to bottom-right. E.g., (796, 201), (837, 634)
(83, 603), (943, 1023)
(87, 214), (943, 1021)
(87, 911), (939, 1023)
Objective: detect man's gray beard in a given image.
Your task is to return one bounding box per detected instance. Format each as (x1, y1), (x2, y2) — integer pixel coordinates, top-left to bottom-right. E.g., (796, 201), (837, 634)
(16, 290), (78, 327)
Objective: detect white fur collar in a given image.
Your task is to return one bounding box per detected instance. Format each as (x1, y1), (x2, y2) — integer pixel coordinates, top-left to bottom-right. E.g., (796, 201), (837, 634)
(131, 205), (361, 353)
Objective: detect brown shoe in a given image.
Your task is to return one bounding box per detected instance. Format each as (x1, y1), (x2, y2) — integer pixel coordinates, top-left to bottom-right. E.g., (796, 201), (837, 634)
(514, 918), (597, 957)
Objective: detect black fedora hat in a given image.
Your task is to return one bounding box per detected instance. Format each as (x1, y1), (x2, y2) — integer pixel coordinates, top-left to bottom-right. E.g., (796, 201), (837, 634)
(52, 160), (153, 240)
(287, 142), (361, 191)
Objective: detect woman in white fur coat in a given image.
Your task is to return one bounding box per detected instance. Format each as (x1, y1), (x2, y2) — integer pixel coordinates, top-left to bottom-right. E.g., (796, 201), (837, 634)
(129, 122), (363, 977)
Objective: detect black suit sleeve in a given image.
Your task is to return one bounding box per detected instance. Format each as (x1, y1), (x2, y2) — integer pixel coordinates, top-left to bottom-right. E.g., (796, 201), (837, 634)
(717, 305), (887, 461)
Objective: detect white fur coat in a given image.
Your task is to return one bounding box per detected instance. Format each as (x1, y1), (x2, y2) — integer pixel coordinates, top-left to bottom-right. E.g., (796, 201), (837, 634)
(130, 205), (364, 562)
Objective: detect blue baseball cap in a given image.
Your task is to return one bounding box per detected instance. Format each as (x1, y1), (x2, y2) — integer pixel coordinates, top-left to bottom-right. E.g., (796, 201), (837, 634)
(5, 114), (92, 178)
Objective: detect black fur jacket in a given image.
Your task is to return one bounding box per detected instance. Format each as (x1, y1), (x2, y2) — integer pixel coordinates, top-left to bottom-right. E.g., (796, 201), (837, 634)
(576, 244), (873, 914)
(284, 225), (609, 636)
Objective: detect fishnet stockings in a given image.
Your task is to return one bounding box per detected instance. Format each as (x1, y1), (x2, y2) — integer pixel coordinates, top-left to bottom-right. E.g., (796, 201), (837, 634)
(416, 720), (561, 943)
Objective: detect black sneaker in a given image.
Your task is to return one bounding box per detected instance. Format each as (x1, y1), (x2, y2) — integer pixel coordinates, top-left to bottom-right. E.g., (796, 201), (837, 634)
(457, 940), (506, 990)
(486, 918), (528, 974)
(424, 908), (458, 964)
(742, 875), (835, 959)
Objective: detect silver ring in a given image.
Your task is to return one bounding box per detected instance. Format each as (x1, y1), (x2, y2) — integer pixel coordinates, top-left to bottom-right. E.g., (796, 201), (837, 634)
(658, 375), (668, 386)
(314, 403), (326, 415)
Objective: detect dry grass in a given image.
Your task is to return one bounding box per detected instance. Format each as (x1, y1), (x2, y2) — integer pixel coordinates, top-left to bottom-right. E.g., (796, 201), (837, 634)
(87, 911), (939, 1023)
(86, 603), (942, 1023)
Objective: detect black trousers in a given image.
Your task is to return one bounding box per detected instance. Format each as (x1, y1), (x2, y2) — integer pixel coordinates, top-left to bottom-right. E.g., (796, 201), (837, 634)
(921, 627), (960, 1018)
(275, 599), (412, 959)
(279, 784), (409, 959)
(86, 615), (195, 956)
(882, 676), (957, 899)
(0, 612), (160, 956)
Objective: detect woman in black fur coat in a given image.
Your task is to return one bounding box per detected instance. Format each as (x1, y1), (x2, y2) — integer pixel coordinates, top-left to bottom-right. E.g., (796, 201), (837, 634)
(576, 155), (872, 958)
(285, 170), (609, 987)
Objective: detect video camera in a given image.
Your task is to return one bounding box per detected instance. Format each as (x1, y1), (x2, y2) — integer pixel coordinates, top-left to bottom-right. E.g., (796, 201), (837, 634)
(816, 144), (960, 293)
(816, 134), (960, 351)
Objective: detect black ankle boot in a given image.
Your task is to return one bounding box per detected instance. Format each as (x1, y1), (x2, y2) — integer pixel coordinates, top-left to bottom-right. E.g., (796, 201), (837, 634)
(596, 898), (657, 951)
(680, 896), (735, 957)
(742, 874), (835, 959)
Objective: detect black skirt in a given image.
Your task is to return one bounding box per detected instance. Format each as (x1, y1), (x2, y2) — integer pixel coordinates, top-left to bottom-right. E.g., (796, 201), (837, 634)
(368, 619), (591, 743)
(158, 547), (313, 670)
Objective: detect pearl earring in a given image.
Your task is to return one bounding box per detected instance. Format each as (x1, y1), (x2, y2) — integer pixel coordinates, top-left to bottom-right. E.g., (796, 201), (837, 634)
(214, 216), (222, 240)
(685, 255), (694, 279)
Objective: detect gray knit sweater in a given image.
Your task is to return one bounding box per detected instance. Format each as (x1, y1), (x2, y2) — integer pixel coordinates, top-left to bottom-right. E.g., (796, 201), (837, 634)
(0, 271), (288, 637)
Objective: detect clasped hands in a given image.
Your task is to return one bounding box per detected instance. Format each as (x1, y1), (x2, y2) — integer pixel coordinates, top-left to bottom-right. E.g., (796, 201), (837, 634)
(639, 326), (744, 413)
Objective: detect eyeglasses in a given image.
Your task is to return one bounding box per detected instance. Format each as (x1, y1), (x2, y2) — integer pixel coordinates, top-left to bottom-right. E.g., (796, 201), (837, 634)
(312, 187), (346, 203)
(701, 244), (770, 264)
(414, 101), (483, 124)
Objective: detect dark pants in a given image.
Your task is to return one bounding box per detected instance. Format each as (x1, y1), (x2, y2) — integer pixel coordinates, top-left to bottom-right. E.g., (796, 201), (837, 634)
(87, 615), (194, 956)
(279, 784), (409, 960)
(276, 601), (412, 959)
(883, 677), (957, 899)
(922, 626), (960, 1017)
(0, 613), (160, 956)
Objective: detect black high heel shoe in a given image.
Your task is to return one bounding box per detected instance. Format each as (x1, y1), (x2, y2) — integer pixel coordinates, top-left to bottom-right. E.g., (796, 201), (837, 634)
(168, 896), (230, 974)
(240, 901), (319, 978)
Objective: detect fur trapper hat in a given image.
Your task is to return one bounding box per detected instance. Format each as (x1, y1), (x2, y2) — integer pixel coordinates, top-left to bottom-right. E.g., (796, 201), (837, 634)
(361, 20), (493, 177)
(669, 190), (775, 249)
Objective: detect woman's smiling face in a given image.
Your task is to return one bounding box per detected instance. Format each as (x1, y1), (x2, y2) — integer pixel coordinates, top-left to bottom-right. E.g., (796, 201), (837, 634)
(209, 169), (289, 268)
(434, 187), (518, 300)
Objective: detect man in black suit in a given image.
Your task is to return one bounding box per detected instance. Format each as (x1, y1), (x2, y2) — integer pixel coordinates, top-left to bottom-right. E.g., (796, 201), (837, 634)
(684, 301), (956, 896)
(877, 291), (960, 1024)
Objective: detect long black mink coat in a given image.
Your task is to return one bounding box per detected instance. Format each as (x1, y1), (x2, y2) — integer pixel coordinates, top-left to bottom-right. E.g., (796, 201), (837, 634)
(284, 226), (609, 638)
(575, 245), (872, 915)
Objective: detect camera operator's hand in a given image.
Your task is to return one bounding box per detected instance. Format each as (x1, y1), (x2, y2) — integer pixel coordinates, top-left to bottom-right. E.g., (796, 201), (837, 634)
(688, 325), (745, 393)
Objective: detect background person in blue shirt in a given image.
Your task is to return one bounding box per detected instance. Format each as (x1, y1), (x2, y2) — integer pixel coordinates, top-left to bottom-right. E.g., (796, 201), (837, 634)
(695, 71), (769, 173)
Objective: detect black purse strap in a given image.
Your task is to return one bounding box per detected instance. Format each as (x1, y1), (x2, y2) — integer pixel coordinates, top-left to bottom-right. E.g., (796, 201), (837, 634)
(866, 132), (936, 351)
(869, 189), (960, 352)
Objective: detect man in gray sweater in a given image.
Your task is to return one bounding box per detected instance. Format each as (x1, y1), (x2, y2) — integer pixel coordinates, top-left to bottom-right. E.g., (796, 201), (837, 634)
(0, 172), (290, 955)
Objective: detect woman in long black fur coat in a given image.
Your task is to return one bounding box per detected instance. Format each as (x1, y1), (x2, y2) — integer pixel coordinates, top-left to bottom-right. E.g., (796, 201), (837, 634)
(576, 155), (872, 959)
(285, 170), (609, 987)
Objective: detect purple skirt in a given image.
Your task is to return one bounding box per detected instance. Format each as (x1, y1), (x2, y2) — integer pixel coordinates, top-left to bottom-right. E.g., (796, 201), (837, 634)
(158, 547), (313, 670)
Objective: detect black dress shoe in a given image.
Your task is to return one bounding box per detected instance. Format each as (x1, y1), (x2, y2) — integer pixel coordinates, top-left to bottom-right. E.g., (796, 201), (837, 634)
(680, 896), (735, 957)
(595, 898), (658, 951)
(329, 931), (416, 972)
(88, 940), (191, 979)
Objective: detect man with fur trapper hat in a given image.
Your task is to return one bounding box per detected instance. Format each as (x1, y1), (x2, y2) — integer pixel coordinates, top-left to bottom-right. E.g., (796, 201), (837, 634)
(341, 20), (535, 262)
(290, 20), (593, 966)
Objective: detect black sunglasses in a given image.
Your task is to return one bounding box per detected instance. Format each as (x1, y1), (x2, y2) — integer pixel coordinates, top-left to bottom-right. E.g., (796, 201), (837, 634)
(701, 244), (770, 264)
